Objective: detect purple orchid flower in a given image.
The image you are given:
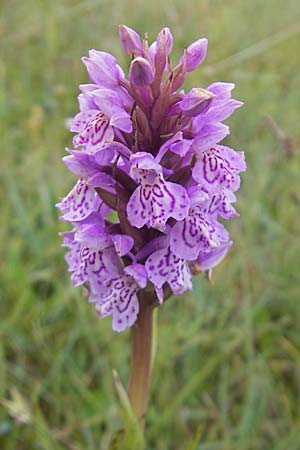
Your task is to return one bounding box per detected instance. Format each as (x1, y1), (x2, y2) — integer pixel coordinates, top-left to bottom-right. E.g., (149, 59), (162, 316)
(58, 25), (246, 332)
(127, 152), (190, 231)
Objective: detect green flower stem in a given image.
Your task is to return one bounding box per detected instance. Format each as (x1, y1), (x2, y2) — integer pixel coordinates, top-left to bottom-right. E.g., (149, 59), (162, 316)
(127, 291), (156, 426)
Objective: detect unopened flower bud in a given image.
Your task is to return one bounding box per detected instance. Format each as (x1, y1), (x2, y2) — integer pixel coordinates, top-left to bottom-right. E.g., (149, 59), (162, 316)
(155, 27), (173, 75)
(180, 88), (215, 116)
(119, 24), (143, 57)
(129, 57), (155, 87)
(180, 38), (208, 72)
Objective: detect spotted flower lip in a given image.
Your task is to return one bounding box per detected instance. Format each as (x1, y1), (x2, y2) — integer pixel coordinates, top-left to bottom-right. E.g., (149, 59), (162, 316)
(56, 178), (97, 222)
(71, 110), (115, 152)
(145, 246), (192, 298)
(192, 145), (246, 193)
(127, 152), (190, 231)
(58, 25), (246, 332)
(169, 205), (223, 261)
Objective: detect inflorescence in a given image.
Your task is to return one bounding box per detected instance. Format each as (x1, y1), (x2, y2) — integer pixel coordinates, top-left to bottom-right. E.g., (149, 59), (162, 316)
(57, 25), (246, 332)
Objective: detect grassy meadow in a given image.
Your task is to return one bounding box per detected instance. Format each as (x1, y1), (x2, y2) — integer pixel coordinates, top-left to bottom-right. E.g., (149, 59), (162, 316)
(1, 0), (300, 448)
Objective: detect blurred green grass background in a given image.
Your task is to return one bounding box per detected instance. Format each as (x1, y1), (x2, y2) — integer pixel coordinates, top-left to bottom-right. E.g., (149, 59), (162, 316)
(1, 0), (300, 449)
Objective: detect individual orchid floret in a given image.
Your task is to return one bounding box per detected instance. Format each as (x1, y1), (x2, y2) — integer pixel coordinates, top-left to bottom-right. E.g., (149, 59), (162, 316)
(94, 264), (147, 332)
(58, 24), (246, 333)
(127, 152), (190, 231)
(82, 50), (124, 88)
(71, 110), (114, 152)
(73, 245), (120, 291)
(71, 95), (133, 153)
(56, 178), (97, 222)
(192, 145), (246, 193)
(95, 273), (140, 332)
(170, 203), (223, 260)
(145, 246), (192, 300)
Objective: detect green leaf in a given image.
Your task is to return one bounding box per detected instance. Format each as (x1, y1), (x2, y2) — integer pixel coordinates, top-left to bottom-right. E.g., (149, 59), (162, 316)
(185, 425), (202, 450)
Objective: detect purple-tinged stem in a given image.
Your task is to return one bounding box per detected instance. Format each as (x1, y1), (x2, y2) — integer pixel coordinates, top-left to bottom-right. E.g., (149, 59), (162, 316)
(128, 291), (155, 426)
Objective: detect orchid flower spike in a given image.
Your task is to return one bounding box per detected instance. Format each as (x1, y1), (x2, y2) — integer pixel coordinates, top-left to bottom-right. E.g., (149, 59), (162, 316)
(58, 25), (246, 332)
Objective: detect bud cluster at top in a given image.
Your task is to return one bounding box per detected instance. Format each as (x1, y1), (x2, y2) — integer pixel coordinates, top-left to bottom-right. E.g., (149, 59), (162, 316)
(57, 25), (246, 332)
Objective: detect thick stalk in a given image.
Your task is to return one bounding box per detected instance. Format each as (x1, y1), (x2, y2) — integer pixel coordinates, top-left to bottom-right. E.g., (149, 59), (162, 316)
(128, 291), (155, 425)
